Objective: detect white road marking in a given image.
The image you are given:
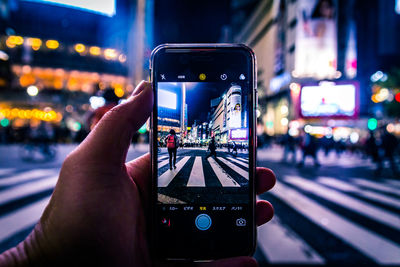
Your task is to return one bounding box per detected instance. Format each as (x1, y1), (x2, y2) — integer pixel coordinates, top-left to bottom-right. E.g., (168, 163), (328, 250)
(0, 197), (50, 242)
(217, 157), (248, 179)
(158, 156), (169, 161)
(0, 176), (57, 206)
(234, 157), (248, 163)
(352, 178), (400, 195)
(285, 176), (400, 231)
(187, 157), (205, 187)
(258, 215), (325, 264)
(318, 177), (400, 209)
(158, 156), (190, 187)
(272, 182), (400, 264)
(207, 157), (239, 187)
(227, 157), (248, 169)
(0, 168), (15, 176)
(384, 178), (400, 188)
(158, 159), (170, 169)
(0, 169), (57, 187)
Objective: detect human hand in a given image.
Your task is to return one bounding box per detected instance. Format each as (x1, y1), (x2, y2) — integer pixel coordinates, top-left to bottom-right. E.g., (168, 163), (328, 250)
(0, 81), (275, 267)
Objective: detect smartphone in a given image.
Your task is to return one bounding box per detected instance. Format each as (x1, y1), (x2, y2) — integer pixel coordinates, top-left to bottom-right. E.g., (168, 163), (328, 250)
(150, 44), (257, 261)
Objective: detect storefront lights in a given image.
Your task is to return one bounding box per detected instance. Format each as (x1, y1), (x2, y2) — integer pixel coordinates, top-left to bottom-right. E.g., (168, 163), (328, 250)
(27, 38), (42, 50)
(89, 46), (101, 56)
(46, 40), (59, 49)
(74, 43), (86, 53)
(27, 85), (39, 96)
(104, 49), (117, 60)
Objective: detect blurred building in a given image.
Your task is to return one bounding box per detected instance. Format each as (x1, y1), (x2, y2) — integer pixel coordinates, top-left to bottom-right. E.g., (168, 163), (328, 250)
(0, 0), (153, 142)
(233, 0), (400, 140)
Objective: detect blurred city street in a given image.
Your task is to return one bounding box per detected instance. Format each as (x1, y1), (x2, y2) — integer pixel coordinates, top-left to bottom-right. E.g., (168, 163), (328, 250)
(1, 144), (399, 265)
(1, 0), (400, 264)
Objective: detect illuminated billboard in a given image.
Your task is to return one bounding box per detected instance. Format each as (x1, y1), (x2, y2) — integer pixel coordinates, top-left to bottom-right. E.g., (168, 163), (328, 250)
(227, 85), (242, 128)
(300, 82), (358, 118)
(294, 0), (337, 79)
(230, 128), (248, 140)
(24, 0), (116, 16)
(158, 89), (177, 110)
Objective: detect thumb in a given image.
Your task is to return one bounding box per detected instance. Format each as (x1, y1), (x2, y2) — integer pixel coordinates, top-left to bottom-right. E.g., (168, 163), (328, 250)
(74, 81), (153, 165)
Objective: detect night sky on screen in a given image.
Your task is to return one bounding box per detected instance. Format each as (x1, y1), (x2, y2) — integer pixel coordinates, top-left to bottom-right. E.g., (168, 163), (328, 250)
(154, 0), (230, 45)
(185, 82), (227, 126)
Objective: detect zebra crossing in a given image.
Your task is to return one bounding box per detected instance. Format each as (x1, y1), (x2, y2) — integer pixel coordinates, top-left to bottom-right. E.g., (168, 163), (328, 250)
(0, 165), (399, 265)
(257, 175), (400, 265)
(157, 154), (249, 188)
(0, 168), (59, 251)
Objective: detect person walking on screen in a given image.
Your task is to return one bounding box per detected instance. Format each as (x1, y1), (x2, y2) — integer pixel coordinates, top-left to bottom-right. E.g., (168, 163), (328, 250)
(232, 141), (238, 156)
(165, 129), (178, 170)
(206, 136), (217, 159)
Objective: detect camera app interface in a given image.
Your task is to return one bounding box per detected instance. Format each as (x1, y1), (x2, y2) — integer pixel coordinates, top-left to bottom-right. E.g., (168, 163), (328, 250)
(157, 81), (249, 205)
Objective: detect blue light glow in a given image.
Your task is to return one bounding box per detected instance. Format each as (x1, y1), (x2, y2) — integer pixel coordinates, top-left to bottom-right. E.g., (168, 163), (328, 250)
(301, 84), (356, 117)
(158, 89), (177, 110)
(396, 0), (400, 14)
(24, 0), (116, 17)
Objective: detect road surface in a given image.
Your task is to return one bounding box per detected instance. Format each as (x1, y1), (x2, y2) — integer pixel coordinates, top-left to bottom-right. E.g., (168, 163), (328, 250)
(0, 144), (399, 265)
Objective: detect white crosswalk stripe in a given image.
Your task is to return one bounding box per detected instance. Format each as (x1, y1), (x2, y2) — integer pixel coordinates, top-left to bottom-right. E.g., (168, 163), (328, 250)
(0, 176), (57, 206)
(271, 182), (400, 264)
(158, 158), (170, 169)
(217, 157), (248, 179)
(258, 215), (325, 264)
(158, 156), (190, 187)
(318, 177), (400, 209)
(157, 156), (245, 187)
(0, 169), (15, 177)
(0, 197), (50, 241)
(207, 157), (240, 187)
(158, 156), (169, 162)
(384, 178), (400, 188)
(351, 178), (400, 195)
(234, 157), (248, 163)
(285, 176), (400, 231)
(0, 169), (58, 187)
(187, 157), (205, 187)
(227, 157), (248, 169)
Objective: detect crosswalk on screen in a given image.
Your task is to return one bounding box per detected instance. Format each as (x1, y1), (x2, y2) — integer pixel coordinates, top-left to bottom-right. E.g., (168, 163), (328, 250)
(157, 81), (249, 204)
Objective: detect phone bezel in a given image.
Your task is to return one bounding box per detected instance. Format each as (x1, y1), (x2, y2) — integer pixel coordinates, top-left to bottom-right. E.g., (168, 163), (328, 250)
(149, 43), (257, 261)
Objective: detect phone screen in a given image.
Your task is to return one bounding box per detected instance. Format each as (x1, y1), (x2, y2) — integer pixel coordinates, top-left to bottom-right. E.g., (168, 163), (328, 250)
(151, 45), (255, 260)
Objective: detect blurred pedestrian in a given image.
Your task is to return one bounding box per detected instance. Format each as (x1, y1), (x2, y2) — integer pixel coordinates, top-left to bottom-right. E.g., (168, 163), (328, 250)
(380, 127), (399, 177)
(281, 130), (297, 163)
(320, 135), (334, 157)
(165, 129), (178, 170)
(365, 131), (382, 175)
(298, 132), (320, 167)
(206, 136), (217, 159)
(334, 139), (346, 157)
(232, 141), (238, 156)
(30, 121), (54, 153)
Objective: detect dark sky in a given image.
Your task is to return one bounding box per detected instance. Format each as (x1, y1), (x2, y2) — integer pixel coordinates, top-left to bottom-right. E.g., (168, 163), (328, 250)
(185, 82), (227, 126)
(154, 0), (231, 45)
